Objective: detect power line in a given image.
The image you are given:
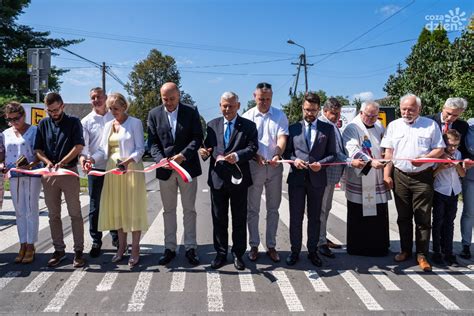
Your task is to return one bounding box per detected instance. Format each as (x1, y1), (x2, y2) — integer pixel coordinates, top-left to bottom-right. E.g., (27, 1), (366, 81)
(312, 0), (416, 66)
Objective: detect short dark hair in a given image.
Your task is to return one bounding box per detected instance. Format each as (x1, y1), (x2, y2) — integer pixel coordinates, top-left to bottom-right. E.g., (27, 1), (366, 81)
(90, 87), (105, 95)
(304, 92), (320, 105)
(444, 129), (461, 142)
(44, 92), (63, 106)
(323, 97), (342, 111)
(4, 101), (25, 116)
(256, 82), (272, 90)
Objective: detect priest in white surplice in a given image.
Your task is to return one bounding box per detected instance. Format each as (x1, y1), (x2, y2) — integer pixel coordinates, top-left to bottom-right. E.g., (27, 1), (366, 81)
(342, 101), (391, 256)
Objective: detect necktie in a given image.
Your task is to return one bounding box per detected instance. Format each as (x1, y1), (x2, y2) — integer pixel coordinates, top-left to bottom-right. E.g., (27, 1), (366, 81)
(443, 122), (449, 134)
(306, 122), (312, 148)
(224, 121), (232, 147)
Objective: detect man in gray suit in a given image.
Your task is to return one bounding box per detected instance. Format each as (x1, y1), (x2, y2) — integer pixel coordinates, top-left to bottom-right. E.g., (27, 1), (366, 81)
(284, 92), (337, 267)
(147, 82), (203, 266)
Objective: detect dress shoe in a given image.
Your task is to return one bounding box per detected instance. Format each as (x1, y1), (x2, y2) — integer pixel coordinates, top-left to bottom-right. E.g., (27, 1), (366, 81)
(266, 248), (280, 262)
(459, 245), (471, 259)
(22, 247), (35, 264)
(47, 250), (66, 267)
(308, 252), (323, 267)
(232, 253), (245, 270)
(327, 238), (342, 249)
(417, 255), (432, 272)
(286, 252), (299, 266)
(89, 243), (102, 258)
(111, 253), (125, 263)
(431, 252), (443, 265)
(444, 254), (458, 266)
(318, 245), (335, 258)
(247, 246), (258, 262)
(185, 248), (200, 265)
(14, 246), (26, 264)
(211, 254), (227, 269)
(73, 251), (86, 268)
(394, 251), (412, 262)
(158, 249), (176, 265)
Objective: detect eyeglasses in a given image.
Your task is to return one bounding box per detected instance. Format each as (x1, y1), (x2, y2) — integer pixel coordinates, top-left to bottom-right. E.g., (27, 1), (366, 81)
(447, 143), (460, 148)
(6, 115), (22, 123)
(303, 108), (319, 114)
(256, 82), (272, 89)
(47, 107), (62, 114)
(362, 112), (379, 119)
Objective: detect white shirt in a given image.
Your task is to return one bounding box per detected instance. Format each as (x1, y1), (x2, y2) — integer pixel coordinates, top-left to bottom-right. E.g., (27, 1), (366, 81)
(305, 120), (317, 148)
(81, 110), (114, 169)
(380, 116), (445, 172)
(434, 150), (462, 196)
(242, 106), (288, 160)
(164, 104), (179, 140)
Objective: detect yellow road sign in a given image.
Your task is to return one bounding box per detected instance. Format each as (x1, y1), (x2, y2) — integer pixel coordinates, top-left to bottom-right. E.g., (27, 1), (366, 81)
(31, 107), (46, 126)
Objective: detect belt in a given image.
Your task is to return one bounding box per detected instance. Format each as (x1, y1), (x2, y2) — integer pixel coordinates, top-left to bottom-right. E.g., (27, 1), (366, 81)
(395, 167), (432, 176)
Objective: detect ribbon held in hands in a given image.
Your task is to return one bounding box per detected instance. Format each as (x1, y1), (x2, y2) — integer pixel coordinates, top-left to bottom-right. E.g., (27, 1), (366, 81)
(8, 167), (79, 178)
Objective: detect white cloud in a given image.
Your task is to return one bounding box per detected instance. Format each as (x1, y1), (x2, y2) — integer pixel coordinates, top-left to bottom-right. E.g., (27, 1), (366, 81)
(376, 4), (401, 17)
(63, 68), (101, 87)
(352, 91), (374, 101)
(208, 77), (223, 84)
(176, 57), (194, 65)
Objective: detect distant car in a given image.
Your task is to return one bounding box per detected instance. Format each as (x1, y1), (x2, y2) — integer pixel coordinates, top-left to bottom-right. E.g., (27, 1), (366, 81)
(143, 136), (151, 159)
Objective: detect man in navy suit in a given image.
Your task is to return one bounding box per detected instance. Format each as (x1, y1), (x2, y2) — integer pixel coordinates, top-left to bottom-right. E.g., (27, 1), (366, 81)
(199, 91), (258, 270)
(147, 82), (203, 266)
(284, 92), (337, 267)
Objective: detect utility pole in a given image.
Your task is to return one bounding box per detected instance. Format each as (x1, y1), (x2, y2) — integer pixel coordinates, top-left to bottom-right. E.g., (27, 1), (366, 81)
(102, 62), (106, 91)
(287, 40), (312, 97)
(27, 48), (51, 103)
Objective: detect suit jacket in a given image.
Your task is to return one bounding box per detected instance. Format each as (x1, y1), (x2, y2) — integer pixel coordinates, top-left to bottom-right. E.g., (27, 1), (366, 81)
(204, 115), (258, 190)
(147, 102), (203, 180)
(426, 113), (469, 158)
(284, 119), (337, 188)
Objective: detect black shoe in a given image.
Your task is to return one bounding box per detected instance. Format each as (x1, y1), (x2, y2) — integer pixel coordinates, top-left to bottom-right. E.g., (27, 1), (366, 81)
(89, 243), (102, 258)
(459, 245), (471, 259)
(286, 252), (299, 266)
(444, 254), (459, 266)
(431, 252), (444, 265)
(185, 249), (200, 265)
(308, 252), (322, 267)
(211, 254), (227, 269)
(158, 249), (176, 265)
(73, 251), (86, 268)
(318, 245), (335, 258)
(232, 253), (245, 270)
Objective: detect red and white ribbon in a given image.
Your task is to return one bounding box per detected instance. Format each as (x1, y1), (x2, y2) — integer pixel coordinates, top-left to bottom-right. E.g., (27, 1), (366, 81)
(8, 167), (79, 178)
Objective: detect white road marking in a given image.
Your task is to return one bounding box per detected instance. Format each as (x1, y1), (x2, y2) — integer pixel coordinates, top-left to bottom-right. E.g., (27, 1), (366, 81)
(22, 271), (54, 293)
(452, 268), (474, 281)
(433, 269), (471, 291)
(96, 272), (119, 292)
(43, 270), (87, 313)
(170, 271), (186, 292)
(305, 270), (330, 292)
(139, 209), (164, 254)
(339, 270), (383, 311)
(238, 272), (256, 292)
(369, 269), (401, 291)
(326, 232), (343, 247)
(405, 270), (460, 310)
(0, 271), (21, 290)
(271, 271), (305, 312)
(207, 271), (224, 312)
(127, 272), (153, 312)
(202, 189), (209, 193)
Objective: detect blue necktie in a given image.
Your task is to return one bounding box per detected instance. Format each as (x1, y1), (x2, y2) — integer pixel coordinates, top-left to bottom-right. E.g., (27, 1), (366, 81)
(224, 121), (232, 147)
(306, 122), (312, 148)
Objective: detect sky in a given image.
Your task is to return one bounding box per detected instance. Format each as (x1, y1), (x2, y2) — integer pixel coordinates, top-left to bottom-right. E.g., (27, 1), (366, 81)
(18, 0), (473, 120)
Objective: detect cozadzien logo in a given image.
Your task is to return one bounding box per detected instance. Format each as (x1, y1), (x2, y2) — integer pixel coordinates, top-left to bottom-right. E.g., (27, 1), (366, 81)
(425, 7), (467, 31)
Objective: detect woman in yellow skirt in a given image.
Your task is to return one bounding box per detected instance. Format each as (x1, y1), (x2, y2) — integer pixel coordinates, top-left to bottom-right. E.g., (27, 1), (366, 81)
(96, 93), (148, 268)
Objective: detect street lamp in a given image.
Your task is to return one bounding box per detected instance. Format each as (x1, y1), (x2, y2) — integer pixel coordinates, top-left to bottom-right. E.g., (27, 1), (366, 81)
(287, 39), (309, 95)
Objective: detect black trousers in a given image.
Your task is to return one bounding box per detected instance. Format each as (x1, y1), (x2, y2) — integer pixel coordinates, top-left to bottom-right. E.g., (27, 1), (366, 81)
(210, 186), (248, 258)
(393, 168), (434, 256)
(288, 180), (324, 254)
(432, 191), (458, 255)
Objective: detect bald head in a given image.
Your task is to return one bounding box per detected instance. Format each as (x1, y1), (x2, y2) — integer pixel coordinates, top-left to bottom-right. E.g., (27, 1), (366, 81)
(160, 82), (180, 111)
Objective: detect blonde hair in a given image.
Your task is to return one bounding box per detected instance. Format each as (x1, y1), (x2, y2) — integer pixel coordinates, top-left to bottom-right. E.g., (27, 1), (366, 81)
(106, 92), (128, 111)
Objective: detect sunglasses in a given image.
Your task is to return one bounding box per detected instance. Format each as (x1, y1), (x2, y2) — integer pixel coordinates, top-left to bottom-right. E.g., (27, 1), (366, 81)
(256, 82), (272, 89)
(6, 115), (22, 123)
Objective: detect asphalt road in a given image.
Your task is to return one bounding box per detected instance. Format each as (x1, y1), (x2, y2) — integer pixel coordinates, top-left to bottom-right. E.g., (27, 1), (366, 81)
(0, 162), (473, 315)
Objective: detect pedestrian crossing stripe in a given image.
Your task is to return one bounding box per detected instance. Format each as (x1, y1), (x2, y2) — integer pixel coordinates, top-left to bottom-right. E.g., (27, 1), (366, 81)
(1, 267), (474, 313)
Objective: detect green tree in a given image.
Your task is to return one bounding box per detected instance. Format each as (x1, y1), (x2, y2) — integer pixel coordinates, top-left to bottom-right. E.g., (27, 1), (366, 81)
(383, 25), (473, 118)
(0, 0), (82, 103)
(241, 100), (256, 113)
(125, 49), (180, 125)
